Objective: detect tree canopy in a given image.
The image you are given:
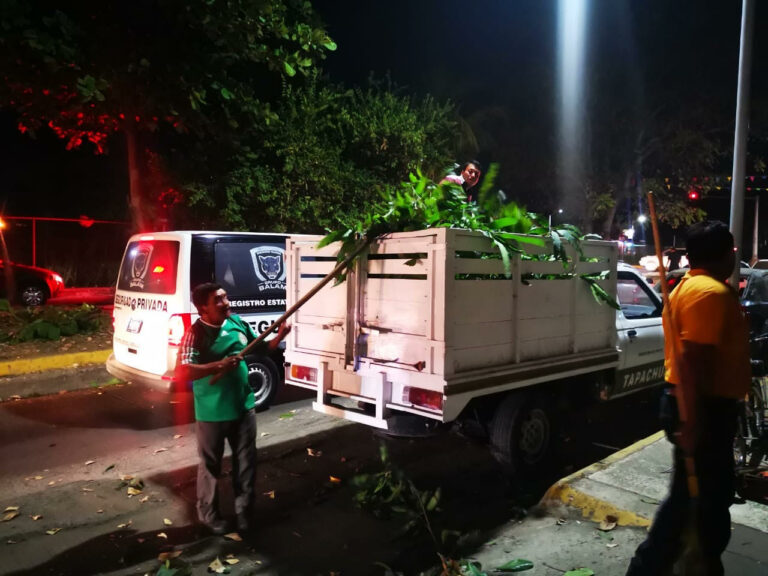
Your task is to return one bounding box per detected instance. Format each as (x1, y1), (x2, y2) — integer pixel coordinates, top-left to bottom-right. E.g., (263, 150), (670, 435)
(0, 0), (336, 229)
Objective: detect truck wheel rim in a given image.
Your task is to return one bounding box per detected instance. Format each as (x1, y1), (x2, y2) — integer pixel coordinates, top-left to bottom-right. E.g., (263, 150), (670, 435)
(519, 408), (550, 462)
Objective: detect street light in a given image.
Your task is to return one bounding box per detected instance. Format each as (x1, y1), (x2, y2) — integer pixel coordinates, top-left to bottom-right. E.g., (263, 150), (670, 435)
(637, 214), (648, 224)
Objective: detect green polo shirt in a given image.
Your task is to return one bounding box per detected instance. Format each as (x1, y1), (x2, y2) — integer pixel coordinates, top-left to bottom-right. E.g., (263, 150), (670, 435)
(179, 314), (257, 421)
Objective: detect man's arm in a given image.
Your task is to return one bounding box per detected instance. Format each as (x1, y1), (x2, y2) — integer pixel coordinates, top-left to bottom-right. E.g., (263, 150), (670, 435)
(676, 340), (718, 453)
(175, 324), (240, 382)
(176, 356), (240, 382)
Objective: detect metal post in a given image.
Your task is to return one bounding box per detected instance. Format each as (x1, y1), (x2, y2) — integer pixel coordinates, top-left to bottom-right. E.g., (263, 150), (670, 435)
(32, 218), (36, 267)
(729, 0), (755, 286)
(753, 195), (760, 264)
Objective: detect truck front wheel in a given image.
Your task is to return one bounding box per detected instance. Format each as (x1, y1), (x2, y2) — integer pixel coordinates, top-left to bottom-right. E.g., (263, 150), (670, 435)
(489, 392), (553, 476)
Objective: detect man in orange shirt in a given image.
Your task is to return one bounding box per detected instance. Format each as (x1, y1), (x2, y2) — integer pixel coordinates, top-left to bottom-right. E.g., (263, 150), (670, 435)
(626, 221), (750, 576)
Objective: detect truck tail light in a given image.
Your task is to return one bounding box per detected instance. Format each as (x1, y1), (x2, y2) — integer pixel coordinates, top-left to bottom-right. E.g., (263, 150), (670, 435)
(290, 364), (317, 383)
(168, 314), (191, 346)
(404, 387), (443, 411)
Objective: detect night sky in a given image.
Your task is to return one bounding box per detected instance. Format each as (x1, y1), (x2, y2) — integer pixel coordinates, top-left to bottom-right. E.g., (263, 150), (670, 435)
(2, 1), (767, 229)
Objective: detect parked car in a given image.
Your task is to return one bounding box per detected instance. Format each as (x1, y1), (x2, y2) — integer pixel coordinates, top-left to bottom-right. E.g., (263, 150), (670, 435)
(0, 260), (65, 306)
(653, 267), (753, 296)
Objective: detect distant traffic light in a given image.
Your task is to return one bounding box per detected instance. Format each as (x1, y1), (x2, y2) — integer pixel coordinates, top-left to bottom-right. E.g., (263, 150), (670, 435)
(688, 189), (700, 201)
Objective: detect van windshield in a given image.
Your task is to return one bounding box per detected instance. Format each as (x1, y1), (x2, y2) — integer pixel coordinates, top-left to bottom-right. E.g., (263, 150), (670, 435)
(117, 240), (180, 294)
(214, 240), (286, 312)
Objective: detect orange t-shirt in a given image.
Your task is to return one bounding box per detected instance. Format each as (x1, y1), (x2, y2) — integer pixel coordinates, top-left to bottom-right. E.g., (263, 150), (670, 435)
(663, 269), (750, 398)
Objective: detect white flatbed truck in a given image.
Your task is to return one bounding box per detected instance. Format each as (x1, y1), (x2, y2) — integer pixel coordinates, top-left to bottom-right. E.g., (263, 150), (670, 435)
(283, 228), (664, 474)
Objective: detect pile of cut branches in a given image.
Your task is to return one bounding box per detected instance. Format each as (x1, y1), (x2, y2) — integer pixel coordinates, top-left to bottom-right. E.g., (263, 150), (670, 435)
(318, 167), (617, 308)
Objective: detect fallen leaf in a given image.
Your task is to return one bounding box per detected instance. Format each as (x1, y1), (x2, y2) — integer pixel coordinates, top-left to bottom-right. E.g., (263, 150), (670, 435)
(563, 570), (594, 576)
(97, 509), (104, 514)
(158, 551), (182, 561)
(127, 487), (143, 496)
(34, 476), (43, 480)
(556, 518), (568, 526)
(307, 448), (322, 457)
(82, 487), (94, 492)
(225, 558), (239, 565)
(607, 543), (619, 548)
(173, 434), (183, 439)
(263, 490), (275, 499)
(2, 511), (19, 522)
(495, 558), (534, 571)
(260, 432), (270, 437)
(47, 481), (56, 486)
(640, 497), (661, 505)
(163, 518), (173, 526)
(279, 412), (294, 419)
(3, 506), (19, 512)
(116, 521), (132, 529)
(224, 532), (242, 542)
(31, 515), (42, 521)
(46, 528), (61, 535)
(598, 515), (618, 532)
(120, 475), (134, 481)
(140, 495), (150, 503)
(129, 477), (144, 489)
(208, 557), (230, 574)
(154, 447), (168, 454)
(157, 532), (168, 539)
(85, 460), (96, 466)
(103, 464), (115, 473)
(329, 476), (341, 484)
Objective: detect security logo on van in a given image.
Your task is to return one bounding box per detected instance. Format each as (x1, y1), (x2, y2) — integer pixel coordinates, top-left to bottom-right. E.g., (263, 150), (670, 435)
(250, 246), (286, 292)
(130, 244), (154, 290)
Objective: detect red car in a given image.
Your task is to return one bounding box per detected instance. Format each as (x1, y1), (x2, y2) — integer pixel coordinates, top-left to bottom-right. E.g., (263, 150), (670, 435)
(0, 260), (65, 306)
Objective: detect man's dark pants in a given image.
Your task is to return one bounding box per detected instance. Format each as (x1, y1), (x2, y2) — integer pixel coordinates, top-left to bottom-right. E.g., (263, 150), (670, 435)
(196, 409), (256, 524)
(625, 391), (739, 576)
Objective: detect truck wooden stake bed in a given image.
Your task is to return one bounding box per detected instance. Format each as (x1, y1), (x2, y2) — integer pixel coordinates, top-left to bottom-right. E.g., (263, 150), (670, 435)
(283, 228), (665, 474)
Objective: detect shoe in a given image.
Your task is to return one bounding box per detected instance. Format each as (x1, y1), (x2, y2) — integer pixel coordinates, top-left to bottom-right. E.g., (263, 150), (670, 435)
(203, 518), (228, 535)
(236, 513), (252, 533)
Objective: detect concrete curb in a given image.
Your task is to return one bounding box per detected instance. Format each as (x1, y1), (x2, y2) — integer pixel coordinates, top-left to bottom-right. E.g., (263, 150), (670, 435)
(0, 349), (111, 377)
(540, 430), (666, 527)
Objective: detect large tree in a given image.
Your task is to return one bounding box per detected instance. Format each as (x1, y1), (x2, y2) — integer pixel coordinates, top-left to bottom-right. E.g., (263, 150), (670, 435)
(178, 75), (458, 232)
(0, 0), (336, 229)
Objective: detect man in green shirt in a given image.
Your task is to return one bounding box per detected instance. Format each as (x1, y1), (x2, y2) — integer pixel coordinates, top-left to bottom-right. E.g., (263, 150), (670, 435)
(176, 283), (289, 535)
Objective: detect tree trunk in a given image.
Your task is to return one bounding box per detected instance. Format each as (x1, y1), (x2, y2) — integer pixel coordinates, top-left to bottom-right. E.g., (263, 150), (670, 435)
(125, 125), (148, 232)
(601, 171), (633, 238)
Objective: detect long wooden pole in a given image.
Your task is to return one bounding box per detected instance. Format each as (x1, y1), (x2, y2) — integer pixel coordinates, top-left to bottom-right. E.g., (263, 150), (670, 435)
(647, 192), (699, 501)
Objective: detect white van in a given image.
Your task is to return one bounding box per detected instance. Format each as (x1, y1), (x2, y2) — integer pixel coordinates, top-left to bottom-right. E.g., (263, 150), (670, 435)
(106, 231), (289, 410)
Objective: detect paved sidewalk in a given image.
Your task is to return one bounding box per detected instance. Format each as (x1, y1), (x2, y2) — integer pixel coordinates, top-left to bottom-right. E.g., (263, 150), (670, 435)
(465, 432), (768, 575)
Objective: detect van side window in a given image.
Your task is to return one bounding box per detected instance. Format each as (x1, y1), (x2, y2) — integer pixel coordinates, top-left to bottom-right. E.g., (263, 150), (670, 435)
(117, 241), (180, 294)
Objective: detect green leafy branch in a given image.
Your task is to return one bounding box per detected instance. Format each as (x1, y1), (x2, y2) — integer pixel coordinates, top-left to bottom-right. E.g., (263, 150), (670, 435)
(318, 167), (618, 309)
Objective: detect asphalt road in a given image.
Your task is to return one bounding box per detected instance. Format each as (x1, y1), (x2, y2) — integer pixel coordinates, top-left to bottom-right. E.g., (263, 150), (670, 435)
(0, 381), (664, 575)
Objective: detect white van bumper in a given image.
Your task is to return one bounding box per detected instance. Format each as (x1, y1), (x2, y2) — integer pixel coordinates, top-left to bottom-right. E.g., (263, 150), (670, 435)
(106, 354), (182, 391)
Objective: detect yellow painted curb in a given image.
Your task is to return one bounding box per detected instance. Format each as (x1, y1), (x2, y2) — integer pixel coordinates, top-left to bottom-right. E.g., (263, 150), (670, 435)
(0, 350), (112, 377)
(541, 430), (667, 527)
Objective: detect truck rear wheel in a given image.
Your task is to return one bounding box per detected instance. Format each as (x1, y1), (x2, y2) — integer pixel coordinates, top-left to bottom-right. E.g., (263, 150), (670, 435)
(489, 392), (553, 476)
(246, 355), (280, 412)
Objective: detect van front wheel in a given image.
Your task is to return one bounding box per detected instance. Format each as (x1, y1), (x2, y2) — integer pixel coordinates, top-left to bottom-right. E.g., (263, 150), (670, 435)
(245, 355), (280, 412)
